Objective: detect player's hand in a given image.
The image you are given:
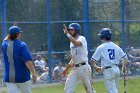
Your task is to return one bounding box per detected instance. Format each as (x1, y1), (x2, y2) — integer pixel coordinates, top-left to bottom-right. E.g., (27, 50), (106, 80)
(122, 63), (126, 73)
(122, 66), (126, 74)
(62, 68), (68, 77)
(95, 66), (103, 73)
(63, 24), (68, 34)
(32, 73), (37, 84)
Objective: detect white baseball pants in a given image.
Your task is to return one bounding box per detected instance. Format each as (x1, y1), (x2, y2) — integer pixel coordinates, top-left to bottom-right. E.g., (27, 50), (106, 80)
(6, 80), (32, 93)
(103, 65), (120, 93)
(64, 64), (96, 93)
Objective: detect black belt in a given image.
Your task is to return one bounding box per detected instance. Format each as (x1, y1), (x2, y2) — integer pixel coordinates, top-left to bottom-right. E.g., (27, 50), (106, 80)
(75, 63), (86, 67)
(104, 66), (111, 69)
(104, 64), (118, 69)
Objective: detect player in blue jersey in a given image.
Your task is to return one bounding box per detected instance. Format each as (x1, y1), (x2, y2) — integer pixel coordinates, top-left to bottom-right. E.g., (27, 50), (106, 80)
(2, 26), (37, 93)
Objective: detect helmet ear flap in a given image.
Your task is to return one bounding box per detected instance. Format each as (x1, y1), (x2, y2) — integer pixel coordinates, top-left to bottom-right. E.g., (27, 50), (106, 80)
(100, 35), (104, 39)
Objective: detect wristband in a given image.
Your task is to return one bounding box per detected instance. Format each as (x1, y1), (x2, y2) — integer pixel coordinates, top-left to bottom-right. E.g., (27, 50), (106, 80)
(66, 33), (71, 38)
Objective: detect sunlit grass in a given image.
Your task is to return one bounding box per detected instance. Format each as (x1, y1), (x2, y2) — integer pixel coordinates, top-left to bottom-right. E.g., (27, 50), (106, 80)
(0, 77), (140, 93)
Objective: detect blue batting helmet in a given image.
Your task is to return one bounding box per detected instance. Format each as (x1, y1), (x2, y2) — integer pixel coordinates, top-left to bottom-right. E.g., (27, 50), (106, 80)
(9, 26), (22, 34)
(68, 23), (81, 34)
(98, 28), (112, 40)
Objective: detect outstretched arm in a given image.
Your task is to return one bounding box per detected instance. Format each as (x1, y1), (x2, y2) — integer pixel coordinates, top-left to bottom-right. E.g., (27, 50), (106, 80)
(63, 24), (81, 46)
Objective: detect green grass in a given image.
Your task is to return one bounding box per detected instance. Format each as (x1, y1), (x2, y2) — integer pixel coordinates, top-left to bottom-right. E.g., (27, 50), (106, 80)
(1, 77), (140, 93)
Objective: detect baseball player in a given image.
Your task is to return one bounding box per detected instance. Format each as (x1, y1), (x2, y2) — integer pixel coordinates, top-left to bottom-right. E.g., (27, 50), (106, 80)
(2, 26), (37, 93)
(62, 23), (96, 93)
(90, 28), (128, 93)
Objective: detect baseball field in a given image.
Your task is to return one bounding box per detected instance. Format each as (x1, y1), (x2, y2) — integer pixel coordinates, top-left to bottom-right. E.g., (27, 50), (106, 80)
(0, 76), (140, 93)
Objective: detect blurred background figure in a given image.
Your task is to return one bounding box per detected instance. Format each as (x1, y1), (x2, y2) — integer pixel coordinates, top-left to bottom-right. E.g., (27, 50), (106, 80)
(126, 47), (140, 75)
(34, 55), (48, 75)
(127, 47), (140, 62)
(53, 62), (66, 82)
(36, 72), (49, 83)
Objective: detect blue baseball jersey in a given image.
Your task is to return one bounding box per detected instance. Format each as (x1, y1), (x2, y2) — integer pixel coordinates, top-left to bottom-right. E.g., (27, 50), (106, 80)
(2, 39), (32, 83)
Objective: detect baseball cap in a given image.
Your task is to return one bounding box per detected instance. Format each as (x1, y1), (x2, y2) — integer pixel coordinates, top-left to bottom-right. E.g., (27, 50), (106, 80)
(9, 26), (23, 34)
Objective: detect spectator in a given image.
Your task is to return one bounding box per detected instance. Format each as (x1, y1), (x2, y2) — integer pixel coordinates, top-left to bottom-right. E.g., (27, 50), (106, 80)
(34, 55), (48, 75)
(126, 47), (140, 75)
(36, 72), (49, 83)
(127, 47), (140, 62)
(53, 62), (65, 81)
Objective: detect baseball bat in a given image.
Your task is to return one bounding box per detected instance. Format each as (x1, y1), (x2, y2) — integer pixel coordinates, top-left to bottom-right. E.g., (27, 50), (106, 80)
(123, 64), (126, 93)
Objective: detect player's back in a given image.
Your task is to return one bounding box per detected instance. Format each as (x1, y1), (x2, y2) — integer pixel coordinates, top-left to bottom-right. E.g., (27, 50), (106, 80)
(99, 41), (124, 67)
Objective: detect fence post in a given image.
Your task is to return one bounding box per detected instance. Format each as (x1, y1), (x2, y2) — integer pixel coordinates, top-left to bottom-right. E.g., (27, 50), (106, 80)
(46, 0), (52, 83)
(121, 0), (125, 50)
(1, 0), (7, 40)
(83, 0), (91, 62)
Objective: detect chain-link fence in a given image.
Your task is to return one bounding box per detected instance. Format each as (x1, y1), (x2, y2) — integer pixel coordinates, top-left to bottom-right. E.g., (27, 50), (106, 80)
(0, 0), (140, 82)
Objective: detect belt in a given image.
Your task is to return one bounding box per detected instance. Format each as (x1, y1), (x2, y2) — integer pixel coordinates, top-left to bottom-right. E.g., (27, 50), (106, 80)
(75, 63), (86, 67)
(104, 64), (118, 69)
(104, 66), (111, 69)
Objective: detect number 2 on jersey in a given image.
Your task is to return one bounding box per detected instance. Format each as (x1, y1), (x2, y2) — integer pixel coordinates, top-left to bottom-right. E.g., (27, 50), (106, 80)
(108, 49), (115, 60)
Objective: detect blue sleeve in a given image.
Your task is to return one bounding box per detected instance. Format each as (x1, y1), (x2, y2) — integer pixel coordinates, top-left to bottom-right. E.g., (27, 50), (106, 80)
(21, 42), (32, 63)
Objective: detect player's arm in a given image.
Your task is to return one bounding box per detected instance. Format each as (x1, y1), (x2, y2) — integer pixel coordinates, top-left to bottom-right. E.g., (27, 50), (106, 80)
(90, 47), (103, 72)
(90, 59), (102, 72)
(22, 44), (37, 83)
(121, 55), (128, 73)
(63, 24), (81, 46)
(62, 59), (73, 76)
(25, 61), (37, 83)
(119, 48), (128, 72)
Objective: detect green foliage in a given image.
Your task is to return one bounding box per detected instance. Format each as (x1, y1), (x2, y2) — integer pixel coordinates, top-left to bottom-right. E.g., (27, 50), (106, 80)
(130, 24), (140, 34)
(129, 23), (140, 46)
(113, 30), (122, 46)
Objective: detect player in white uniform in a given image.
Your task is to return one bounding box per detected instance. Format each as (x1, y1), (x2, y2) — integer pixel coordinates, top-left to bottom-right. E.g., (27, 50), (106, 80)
(90, 28), (128, 93)
(62, 23), (96, 93)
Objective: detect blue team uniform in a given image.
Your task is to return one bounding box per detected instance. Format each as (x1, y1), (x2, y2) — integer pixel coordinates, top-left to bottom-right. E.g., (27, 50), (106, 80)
(2, 39), (32, 83)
